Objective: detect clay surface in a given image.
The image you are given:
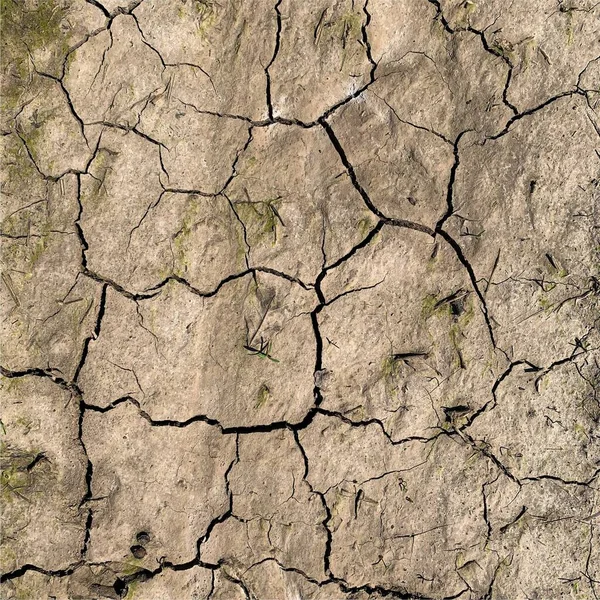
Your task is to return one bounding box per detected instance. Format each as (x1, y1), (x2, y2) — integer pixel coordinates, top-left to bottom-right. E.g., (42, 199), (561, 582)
(1, 0), (599, 598)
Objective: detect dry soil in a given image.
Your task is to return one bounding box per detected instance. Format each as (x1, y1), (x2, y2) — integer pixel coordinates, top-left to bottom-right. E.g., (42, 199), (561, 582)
(1, 0), (600, 598)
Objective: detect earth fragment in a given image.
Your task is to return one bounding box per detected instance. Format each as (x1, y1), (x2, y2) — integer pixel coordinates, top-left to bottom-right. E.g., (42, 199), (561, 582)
(1, 0), (599, 599)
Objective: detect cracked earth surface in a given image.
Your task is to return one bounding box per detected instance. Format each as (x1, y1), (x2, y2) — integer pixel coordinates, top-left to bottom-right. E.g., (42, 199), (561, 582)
(1, 0), (599, 597)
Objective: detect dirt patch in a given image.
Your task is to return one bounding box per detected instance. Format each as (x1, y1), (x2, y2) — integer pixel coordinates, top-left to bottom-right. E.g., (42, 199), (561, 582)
(1, 0), (599, 598)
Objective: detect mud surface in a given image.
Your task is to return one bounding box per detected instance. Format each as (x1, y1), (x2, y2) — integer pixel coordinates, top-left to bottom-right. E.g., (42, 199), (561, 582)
(1, 0), (600, 598)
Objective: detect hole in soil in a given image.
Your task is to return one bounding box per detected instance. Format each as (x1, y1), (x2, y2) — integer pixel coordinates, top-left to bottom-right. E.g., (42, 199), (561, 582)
(450, 299), (464, 317)
(130, 545), (147, 559)
(136, 531), (151, 544)
(113, 578), (128, 597)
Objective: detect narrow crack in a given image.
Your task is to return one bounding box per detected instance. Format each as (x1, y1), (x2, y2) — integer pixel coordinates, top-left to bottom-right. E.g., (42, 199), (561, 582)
(85, 0), (110, 18)
(73, 284), (109, 563)
(3, 3), (597, 595)
(33, 70), (91, 150)
(436, 229), (499, 349)
(521, 470), (600, 488)
(425, 0), (455, 34)
(361, 0), (377, 81)
(462, 360), (533, 429)
(320, 118), (434, 236)
(466, 27), (518, 116)
(0, 562), (84, 584)
(435, 130), (467, 231)
(292, 431), (334, 579)
(265, 0), (283, 120)
(109, 436), (240, 596)
(316, 407), (444, 447)
(488, 90), (582, 141)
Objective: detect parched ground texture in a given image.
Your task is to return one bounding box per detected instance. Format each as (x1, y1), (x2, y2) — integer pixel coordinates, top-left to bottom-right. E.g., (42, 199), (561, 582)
(1, 0), (600, 598)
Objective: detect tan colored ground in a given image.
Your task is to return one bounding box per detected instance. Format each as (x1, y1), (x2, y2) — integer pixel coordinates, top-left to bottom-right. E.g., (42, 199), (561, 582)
(1, 0), (599, 598)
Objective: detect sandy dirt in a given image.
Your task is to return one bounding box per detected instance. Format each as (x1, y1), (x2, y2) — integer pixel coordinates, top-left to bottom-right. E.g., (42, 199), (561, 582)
(1, 0), (599, 598)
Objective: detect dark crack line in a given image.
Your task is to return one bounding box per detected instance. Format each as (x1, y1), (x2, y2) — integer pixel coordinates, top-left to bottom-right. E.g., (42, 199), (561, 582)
(75, 221), (406, 444)
(79, 223), (377, 436)
(488, 90), (583, 140)
(73, 285), (108, 561)
(435, 130), (467, 231)
(462, 360), (532, 429)
(319, 118), (389, 222)
(498, 504), (528, 534)
(77, 226), (404, 437)
(126, 191), (165, 250)
(13, 130), (61, 183)
(318, 220), (384, 294)
(73, 284), (107, 382)
(316, 407), (444, 448)
(87, 24), (114, 94)
(0, 231), (75, 239)
(74, 174), (91, 271)
(225, 193), (251, 270)
(320, 119), (434, 236)
(459, 429), (521, 486)
(423, 0), (518, 116)
(374, 92), (453, 145)
(521, 470), (600, 488)
(245, 556), (325, 587)
(51, 0), (381, 131)
(143, 266), (312, 298)
(465, 26), (518, 116)
(502, 66), (518, 114)
(218, 125), (254, 194)
(83, 393), (323, 437)
(324, 277), (386, 307)
(425, 0), (454, 34)
(196, 435), (239, 564)
(85, 0), (110, 18)
(481, 473), (501, 542)
(436, 229), (498, 349)
(86, 120), (170, 151)
(84, 395), (222, 430)
(80, 509), (94, 559)
(33, 70), (92, 151)
(585, 513), (599, 600)
(265, 0), (283, 120)
(81, 268), (159, 300)
(361, 0), (377, 81)
(0, 365), (80, 397)
(0, 374), (94, 580)
(533, 330), (596, 390)
(222, 571), (252, 600)
(79, 215), (431, 440)
(337, 580), (469, 600)
(130, 12), (168, 76)
(7, 13), (595, 589)
(292, 431), (334, 579)
(110, 437), (240, 596)
(0, 562), (83, 584)
(424, 0), (584, 128)
(481, 561), (501, 600)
